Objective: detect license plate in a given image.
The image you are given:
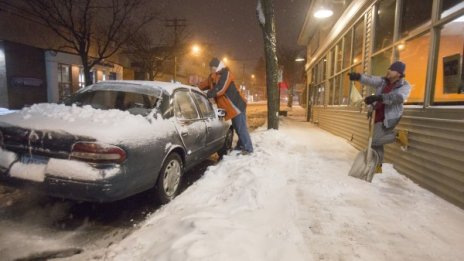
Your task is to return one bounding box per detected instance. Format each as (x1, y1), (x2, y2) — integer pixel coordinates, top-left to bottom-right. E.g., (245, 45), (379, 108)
(20, 154), (49, 165)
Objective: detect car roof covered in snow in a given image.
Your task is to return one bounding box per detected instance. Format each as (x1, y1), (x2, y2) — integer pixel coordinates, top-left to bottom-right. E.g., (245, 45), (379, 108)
(80, 80), (201, 97)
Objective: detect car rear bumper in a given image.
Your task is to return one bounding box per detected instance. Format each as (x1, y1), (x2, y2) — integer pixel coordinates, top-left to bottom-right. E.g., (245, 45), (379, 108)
(0, 172), (130, 202)
(0, 149), (130, 202)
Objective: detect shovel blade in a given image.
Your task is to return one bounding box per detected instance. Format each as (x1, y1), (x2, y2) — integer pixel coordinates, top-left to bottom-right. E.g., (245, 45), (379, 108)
(348, 149), (379, 182)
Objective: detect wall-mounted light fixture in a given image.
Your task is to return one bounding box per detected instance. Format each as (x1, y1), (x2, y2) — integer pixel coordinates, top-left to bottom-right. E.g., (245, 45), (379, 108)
(314, 6), (333, 18)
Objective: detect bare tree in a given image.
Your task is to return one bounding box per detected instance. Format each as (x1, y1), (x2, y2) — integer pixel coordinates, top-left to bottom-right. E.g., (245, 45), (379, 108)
(124, 31), (173, 81)
(257, 0), (279, 130)
(124, 25), (192, 81)
(9, 0), (157, 86)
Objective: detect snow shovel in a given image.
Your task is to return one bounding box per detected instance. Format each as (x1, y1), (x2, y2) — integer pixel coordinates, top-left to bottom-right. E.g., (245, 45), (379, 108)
(348, 108), (380, 182)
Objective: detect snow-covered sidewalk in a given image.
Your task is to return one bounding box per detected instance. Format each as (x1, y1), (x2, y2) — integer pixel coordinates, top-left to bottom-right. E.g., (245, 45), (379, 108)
(83, 106), (464, 261)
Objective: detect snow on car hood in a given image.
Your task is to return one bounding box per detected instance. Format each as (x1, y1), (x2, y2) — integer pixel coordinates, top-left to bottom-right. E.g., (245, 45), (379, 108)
(0, 103), (173, 146)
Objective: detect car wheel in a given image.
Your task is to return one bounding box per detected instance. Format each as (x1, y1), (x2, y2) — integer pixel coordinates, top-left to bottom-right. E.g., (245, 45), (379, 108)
(155, 153), (183, 204)
(218, 128), (233, 158)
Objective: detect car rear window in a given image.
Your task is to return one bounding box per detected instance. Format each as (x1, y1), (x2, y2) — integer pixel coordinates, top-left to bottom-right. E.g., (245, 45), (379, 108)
(64, 90), (157, 111)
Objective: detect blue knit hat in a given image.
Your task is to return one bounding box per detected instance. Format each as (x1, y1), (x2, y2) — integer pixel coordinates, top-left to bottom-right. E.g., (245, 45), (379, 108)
(389, 61), (406, 76)
(209, 57), (221, 68)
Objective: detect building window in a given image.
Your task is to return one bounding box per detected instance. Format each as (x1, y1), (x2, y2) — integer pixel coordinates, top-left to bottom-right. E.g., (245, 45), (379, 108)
(79, 69), (97, 88)
(336, 40), (343, 73)
(350, 64), (364, 107)
(353, 19), (364, 64)
(441, 0), (464, 18)
(321, 57), (327, 81)
(329, 48), (335, 77)
(333, 75), (342, 105)
(343, 32), (352, 69)
(374, 0), (396, 52)
(400, 0), (432, 38)
(370, 48), (393, 95)
(78, 69), (85, 88)
(341, 70), (351, 105)
(57, 63), (72, 100)
(317, 84), (325, 105)
(398, 32), (431, 104)
(433, 15), (464, 104)
(328, 78), (334, 105)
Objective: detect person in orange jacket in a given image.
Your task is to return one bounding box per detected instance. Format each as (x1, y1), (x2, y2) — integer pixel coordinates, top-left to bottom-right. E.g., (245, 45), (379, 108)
(198, 57), (253, 154)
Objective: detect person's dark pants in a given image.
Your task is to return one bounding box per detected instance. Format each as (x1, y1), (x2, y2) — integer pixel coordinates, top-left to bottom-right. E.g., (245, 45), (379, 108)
(231, 112), (253, 152)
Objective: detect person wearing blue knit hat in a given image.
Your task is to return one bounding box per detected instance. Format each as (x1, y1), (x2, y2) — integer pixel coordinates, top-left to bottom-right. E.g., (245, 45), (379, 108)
(347, 61), (411, 173)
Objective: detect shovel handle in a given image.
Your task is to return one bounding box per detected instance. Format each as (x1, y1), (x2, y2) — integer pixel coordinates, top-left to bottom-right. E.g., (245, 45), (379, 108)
(366, 109), (376, 162)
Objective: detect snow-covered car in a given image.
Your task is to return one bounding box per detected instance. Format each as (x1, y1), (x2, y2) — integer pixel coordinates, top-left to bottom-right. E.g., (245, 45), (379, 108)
(0, 80), (233, 203)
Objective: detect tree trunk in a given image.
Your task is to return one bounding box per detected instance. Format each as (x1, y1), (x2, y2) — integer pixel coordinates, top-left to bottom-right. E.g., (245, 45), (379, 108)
(80, 55), (93, 87)
(257, 0), (279, 130)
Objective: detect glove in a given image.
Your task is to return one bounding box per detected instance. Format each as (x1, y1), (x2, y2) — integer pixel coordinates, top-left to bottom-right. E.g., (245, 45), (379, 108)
(364, 95), (383, 105)
(347, 72), (361, 81)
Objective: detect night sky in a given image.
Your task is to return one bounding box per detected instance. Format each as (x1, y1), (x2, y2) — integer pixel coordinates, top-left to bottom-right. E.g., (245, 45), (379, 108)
(160, 0), (310, 73)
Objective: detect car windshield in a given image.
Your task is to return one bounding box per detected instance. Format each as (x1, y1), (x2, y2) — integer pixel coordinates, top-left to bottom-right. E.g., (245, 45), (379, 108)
(63, 90), (158, 115)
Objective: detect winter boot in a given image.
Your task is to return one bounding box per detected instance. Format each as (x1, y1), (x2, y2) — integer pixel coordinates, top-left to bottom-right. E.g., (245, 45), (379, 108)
(375, 163), (383, 174)
(396, 130), (409, 151)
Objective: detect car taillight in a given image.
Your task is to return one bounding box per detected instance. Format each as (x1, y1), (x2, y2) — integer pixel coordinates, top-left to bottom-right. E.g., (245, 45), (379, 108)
(70, 142), (126, 164)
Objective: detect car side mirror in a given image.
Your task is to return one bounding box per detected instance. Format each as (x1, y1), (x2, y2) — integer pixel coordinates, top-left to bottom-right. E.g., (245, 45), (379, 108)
(216, 108), (226, 118)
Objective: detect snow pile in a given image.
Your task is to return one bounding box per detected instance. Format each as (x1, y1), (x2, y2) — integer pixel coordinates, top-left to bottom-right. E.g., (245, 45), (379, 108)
(86, 108), (464, 261)
(0, 108), (15, 115)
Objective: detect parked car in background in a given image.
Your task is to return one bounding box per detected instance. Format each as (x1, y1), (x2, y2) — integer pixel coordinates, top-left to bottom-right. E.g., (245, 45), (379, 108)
(0, 81), (233, 203)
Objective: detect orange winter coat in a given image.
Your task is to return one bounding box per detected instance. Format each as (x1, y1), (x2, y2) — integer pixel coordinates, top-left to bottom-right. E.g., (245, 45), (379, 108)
(198, 68), (247, 121)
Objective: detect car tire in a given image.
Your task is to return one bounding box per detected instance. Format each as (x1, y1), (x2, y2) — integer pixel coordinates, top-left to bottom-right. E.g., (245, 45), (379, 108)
(218, 127), (233, 159)
(154, 153), (183, 204)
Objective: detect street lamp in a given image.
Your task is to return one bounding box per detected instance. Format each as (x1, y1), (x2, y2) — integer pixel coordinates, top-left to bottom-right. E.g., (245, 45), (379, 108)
(192, 44), (201, 56)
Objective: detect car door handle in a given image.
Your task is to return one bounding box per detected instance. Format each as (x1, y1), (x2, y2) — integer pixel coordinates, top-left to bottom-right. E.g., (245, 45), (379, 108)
(181, 130), (189, 136)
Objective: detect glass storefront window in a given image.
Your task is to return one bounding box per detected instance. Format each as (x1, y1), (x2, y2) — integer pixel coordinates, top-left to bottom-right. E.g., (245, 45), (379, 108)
(353, 20), (364, 64)
(321, 58), (327, 81)
(350, 64), (364, 107)
(312, 67), (317, 84)
(333, 75), (341, 105)
(343, 32), (352, 69)
(370, 49), (393, 95)
(400, 0), (432, 38)
(341, 70), (350, 105)
(374, 0), (396, 52)
(433, 15), (464, 104)
(371, 49), (392, 77)
(328, 78), (334, 105)
(329, 48), (335, 77)
(336, 41), (343, 72)
(316, 84), (325, 105)
(58, 64), (71, 100)
(441, 0), (464, 18)
(398, 32), (430, 104)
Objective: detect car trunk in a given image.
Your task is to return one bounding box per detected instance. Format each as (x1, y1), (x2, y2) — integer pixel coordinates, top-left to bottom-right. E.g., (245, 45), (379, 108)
(1, 126), (96, 159)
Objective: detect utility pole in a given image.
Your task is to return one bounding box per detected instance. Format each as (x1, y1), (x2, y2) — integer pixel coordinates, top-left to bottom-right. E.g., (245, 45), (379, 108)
(165, 18), (187, 82)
